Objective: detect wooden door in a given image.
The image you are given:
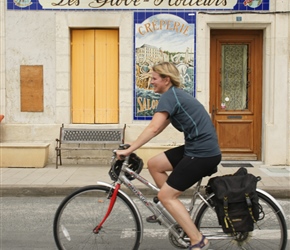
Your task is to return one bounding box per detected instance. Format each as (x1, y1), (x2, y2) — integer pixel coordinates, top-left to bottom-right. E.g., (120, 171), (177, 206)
(71, 29), (119, 124)
(210, 30), (263, 160)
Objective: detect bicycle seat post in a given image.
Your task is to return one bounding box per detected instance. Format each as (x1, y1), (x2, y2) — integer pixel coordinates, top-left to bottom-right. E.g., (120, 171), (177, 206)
(188, 179), (203, 213)
(194, 179), (203, 193)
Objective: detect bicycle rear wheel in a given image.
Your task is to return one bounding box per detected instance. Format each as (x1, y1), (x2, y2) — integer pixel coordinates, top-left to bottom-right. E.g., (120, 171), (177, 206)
(53, 185), (142, 250)
(195, 190), (288, 250)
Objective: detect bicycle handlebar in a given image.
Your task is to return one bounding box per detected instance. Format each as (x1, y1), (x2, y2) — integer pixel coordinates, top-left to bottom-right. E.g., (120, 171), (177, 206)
(109, 144), (144, 182)
(113, 144), (131, 161)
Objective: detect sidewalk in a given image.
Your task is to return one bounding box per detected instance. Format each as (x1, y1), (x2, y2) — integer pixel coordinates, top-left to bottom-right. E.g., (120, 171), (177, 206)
(1, 163), (290, 198)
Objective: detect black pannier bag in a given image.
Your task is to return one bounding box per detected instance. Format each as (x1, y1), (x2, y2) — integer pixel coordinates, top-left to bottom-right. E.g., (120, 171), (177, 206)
(207, 167), (262, 234)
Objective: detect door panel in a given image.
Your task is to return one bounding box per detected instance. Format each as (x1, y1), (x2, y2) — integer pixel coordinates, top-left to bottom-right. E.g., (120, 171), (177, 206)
(217, 120), (253, 151)
(71, 30), (95, 123)
(94, 29), (119, 123)
(210, 30), (263, 160)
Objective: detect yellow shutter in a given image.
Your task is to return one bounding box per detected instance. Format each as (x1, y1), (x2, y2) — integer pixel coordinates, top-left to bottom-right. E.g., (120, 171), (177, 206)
(71, 29), (119, 124)
(95, 29), (119, 123)
(71, 30), (95, 123)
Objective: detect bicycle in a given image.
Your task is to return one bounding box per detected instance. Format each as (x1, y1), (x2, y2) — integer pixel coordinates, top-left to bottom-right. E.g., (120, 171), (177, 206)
(53, 145), (288, 250)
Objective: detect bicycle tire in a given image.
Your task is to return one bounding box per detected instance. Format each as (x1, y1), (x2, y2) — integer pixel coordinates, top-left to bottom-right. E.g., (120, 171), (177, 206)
(53, 185), (142, 250)
(194, 190), (288, 250)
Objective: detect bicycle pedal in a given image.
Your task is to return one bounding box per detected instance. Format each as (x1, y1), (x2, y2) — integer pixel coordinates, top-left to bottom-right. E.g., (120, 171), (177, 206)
(146, 215), (160, 224)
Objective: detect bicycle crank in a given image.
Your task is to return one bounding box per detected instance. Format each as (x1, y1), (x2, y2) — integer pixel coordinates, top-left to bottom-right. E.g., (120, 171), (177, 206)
(168, 225), (189, 249)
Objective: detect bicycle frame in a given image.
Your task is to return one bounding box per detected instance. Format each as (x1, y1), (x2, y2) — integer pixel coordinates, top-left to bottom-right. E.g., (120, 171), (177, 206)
(96, 160), (212, 248)
(120, 165), (217, 221)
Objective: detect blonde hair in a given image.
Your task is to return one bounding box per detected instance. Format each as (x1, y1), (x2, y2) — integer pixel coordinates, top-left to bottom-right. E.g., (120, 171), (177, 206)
(152, 62), (181, 88)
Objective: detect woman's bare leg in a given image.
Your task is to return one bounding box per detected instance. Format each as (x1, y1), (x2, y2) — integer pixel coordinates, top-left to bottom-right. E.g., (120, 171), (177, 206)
(147, 152), (209, 247)
(147, 153), (173, 188)
(158, 183), (209, 248)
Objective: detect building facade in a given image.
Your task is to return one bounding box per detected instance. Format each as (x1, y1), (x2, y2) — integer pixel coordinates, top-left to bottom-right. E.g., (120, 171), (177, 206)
(0, 0), (289, 166)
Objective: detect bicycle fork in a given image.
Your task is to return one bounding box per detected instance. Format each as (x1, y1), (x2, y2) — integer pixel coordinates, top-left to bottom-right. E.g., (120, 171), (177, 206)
(93, 183), (121, 234)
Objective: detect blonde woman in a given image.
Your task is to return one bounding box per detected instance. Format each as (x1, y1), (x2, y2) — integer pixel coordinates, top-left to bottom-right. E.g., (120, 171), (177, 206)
(117, 62), (221, 250)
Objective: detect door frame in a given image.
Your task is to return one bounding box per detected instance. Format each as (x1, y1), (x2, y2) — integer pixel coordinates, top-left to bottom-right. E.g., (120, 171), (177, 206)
(210, 29), (263, 161)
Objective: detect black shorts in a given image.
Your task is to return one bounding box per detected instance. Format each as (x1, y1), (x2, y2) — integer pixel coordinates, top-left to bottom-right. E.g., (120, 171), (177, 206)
(165, 145), (221, 191)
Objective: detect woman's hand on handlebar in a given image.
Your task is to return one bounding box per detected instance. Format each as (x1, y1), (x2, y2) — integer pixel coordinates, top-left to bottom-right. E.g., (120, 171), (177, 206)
(116, 147), (132, 160)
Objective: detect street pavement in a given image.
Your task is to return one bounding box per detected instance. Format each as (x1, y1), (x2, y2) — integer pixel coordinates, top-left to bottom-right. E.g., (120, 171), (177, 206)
(1, 162), (290, 198)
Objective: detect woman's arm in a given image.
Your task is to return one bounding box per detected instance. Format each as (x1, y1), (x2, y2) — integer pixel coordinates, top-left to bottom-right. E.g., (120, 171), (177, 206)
(116, 111), (170, 158)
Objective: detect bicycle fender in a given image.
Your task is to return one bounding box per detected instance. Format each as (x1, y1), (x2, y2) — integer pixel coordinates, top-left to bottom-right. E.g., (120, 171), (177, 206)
(97, 181), (144, 241)
(256, 188), (287, 219)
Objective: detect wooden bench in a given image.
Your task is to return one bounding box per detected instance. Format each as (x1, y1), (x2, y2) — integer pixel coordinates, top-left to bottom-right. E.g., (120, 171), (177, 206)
(55, 124), (126, 168)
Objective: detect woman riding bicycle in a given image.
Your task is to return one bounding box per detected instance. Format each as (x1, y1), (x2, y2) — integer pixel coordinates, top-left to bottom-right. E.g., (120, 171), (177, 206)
(116, 62), (221, 250)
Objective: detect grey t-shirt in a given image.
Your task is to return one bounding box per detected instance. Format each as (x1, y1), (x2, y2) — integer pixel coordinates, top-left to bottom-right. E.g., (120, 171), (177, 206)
(156, 86), (221, 157)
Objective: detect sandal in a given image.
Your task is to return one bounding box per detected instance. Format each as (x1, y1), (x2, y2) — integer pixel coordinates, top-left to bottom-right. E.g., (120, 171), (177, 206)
(146, 215), (159, 223)
(188, 235), (210, 250)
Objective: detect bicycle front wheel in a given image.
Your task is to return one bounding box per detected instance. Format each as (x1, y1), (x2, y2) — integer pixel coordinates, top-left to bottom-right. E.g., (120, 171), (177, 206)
(195, 190), (288, 250)
(53, 185), (142, 250)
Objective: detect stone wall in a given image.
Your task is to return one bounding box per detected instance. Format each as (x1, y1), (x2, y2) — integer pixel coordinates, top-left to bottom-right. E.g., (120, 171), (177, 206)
(0, 2), (289, 166)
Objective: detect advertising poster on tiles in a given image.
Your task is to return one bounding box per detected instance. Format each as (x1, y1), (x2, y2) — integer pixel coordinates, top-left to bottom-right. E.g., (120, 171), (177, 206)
(134, 12), (196, 120)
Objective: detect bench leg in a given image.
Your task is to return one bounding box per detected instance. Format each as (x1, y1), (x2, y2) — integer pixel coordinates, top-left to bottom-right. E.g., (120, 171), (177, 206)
(56, 148), (59, 169)
(59, 151), (62, 167)
(55, 148), (62, 169)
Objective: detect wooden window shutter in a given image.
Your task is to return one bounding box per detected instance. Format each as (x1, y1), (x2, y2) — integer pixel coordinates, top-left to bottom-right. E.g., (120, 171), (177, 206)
(94, 29), (119, 123)
(71, 29), (95, 123)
